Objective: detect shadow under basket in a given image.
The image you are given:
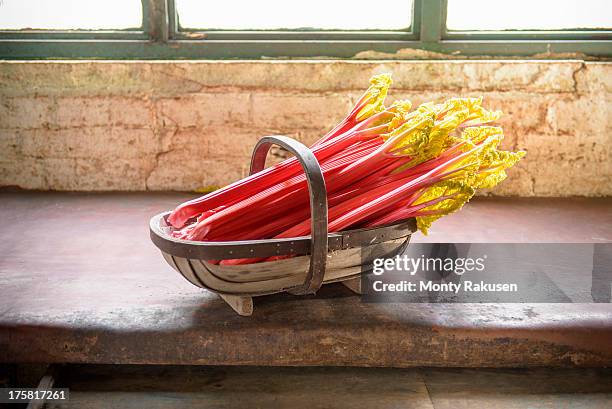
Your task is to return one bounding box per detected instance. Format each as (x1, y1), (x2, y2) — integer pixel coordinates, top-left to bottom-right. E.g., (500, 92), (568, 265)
(150, 135), (417, 316)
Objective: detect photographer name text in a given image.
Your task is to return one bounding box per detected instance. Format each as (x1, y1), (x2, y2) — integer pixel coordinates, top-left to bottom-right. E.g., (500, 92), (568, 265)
(372, 280), (518, 293)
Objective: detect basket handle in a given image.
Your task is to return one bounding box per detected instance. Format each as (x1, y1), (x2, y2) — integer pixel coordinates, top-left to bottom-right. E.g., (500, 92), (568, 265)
(250, 135), (328, 295)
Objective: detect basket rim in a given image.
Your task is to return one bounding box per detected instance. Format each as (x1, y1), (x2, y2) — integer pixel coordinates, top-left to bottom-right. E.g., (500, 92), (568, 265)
(150, 211), (416, 261)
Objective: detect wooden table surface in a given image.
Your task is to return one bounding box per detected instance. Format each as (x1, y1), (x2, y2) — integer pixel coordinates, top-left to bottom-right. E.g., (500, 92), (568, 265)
(0, 192), (611, 367)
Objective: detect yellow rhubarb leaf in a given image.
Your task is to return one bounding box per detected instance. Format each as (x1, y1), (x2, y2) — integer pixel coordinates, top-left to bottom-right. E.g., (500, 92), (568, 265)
(437, 97), (483, 116)
(436, 97), (501, 126)
(421, 107), (472, 161)
(434, 108), (470, 134)
(474, 150), (526, 189)
(386, 100), (414, 131)
(382, 103), (436, 158)
(194, 185), (220, 194)
(432, 133), (501, 186)
(414, 180), (475, 235)
(355, 73), (393, 121)
(461, 126), (504, 145)
(464, 106), (503, 125)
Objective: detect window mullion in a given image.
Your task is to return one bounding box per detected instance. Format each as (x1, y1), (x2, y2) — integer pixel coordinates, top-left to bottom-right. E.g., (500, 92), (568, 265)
(166, 0), (178, 39)
(144, 0), (169, 42)
(420, 0), (445, 42)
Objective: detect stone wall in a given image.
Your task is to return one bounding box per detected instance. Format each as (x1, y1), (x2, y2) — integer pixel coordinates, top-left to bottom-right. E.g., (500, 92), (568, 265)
(0, 60), (610, 195)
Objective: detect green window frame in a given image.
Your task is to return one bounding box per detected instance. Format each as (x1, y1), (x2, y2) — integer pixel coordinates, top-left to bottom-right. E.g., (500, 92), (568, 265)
(0, 0), (610, 59)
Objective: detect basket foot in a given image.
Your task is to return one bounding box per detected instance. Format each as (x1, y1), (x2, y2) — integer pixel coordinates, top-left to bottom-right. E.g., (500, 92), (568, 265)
(219, 293), (253, 316)
(342, 277), (363, 295)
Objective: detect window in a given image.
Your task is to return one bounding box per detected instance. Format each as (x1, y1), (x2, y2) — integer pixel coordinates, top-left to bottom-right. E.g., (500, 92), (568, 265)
(0, 0), (610, 58)
(176, 0), (413, 30)
(0, 0), (142, 30)
(447, 0), (610, 31)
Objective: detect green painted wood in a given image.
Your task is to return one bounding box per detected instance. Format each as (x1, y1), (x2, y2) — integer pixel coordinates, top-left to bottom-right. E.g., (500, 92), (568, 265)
(0, 0), (610, 59)
(446, 30), (612, 41)
(0, 39), (610, 59)
(0, 31), (147, 40)
(145, 0), (169, 42)
(167, 0), (179, 39)
(420, 0), (444, 42)
(171, 31), (416, 41)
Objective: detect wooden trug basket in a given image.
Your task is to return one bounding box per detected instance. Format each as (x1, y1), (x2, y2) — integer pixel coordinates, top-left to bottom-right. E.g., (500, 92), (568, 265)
(150, 135), (416, 316)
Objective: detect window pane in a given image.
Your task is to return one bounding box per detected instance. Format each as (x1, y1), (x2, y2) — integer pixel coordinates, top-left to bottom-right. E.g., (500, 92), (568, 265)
(447, 0), (612, 30)
(0, 0), (142, 30)
(176, 0), (413, 30)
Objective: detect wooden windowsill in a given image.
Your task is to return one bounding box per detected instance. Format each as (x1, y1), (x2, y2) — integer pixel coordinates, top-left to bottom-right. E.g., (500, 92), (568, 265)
(0, 192), (610, 367)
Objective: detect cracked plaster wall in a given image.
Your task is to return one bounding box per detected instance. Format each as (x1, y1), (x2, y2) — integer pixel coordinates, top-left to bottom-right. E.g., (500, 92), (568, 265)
(0, 60), (610, 196)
